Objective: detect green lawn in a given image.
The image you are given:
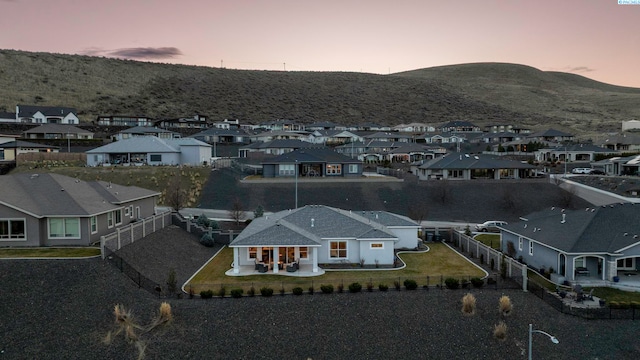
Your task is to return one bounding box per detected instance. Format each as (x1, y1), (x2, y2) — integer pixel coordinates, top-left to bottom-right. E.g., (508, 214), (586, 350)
(473, 233), (501, 249)
(186, 242), (485, 294)
(0, 247), (101, 258)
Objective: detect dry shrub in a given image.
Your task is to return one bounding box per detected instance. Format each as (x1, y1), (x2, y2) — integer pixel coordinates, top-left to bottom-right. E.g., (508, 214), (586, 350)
(461, 293), (476, 315)
(499, 295), (513, 316)
(493, 321), (508, 340)
(107, 304), (142, 344)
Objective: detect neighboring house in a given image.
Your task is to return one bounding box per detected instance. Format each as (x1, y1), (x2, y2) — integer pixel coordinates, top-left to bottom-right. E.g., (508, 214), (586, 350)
(526, 128), (574, 143)
(306, 121), (339, 131)
(86, 136), (211, 166)
(500, 204), (640, 283)
(0, 112), (17, 123)
(481, 132), (523, 144)
(335, 140), (445, 162)
(412, 152), (536, 180)
(393, 123), (436, 133)
(113, 126), (180, 141)
(622, 120), (640, 132)
(440, 120), (481, 133)
(357, 123), (391, 131)
(0, 134), (20, 145)
(211, 119), (240, 130)
(261, 148), (363, 178)
(16, 105), (79, 124)
(0, 173), (159, 247)
(598, 133), (640, 152)
(421, 132), (466, 144)
(191, 128), (250, 145)
(227, 205), (420, 276)
(238, 139), (318, 158)
(308, 130), (364, 146)
(534, 144), (617, 163)
(23, 124), (94, 140)
(249, 130), (310, 143)
(485, 124), (514, 133)
(96, 115), (154, 127)
(155, 114), (209, 129)
(592, 154), (640, 176)
(0, 140), (59, 161)
(364, 132), (413, 143)
(259, 119), (305, 132)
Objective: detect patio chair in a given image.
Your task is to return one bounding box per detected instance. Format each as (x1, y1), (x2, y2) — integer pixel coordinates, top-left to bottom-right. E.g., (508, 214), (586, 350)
(257, 263), (268, 273)
(584, 288), (594, 301)
(286, 261), (299, 272)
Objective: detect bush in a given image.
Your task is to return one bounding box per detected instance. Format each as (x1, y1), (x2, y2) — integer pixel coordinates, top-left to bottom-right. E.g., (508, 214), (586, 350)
(404, 279), (418, 290)
(200, 289), (214, 299)
(444, 278), (459, 289)
(209, 219), (220, 230)
(247, 287), (255, 297)
(470, 277), (484, 288)
(260, 287), (273, 297)
(348, 282), (362, 293)
(196, 214), (210, 227)
(499, 295), (513, 316)
(217, 287), (226, 298)
(200, 233), (214, 247)
(462, 293), (477, 315)
(230, 289), (243, 298)
(320, 284), (334, 294)
(292, 287), (304, 295)
(493, 321), (507, 340)
(378, 284), (389, 291)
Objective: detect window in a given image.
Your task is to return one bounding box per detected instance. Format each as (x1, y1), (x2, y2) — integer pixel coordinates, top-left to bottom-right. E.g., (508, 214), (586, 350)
(150, 154), (162, 162)
(129, 205), (134, 218)
(279, 164), (294, 176)
(326, 164), (342, 175)
(528, 241), (533, 256)
(248, 247), (257, 260)
(617, 258), (635, 270)
(329, 241), (347, 259)
(0, 219), (26, 240)
(348, 164), (358, 174)
(575, 257), (585, 268)
(299, 247), (308, 259)
(115, 210), (122, 225)
(370, 243), (384, 249)
(107, 212), (114, 228)
(0, 149), (4, 160)
(48, 218), (80, 238)
(518, 237), (523, 251)
(90, 216), (97, 234)
(124, 207), (130, 217)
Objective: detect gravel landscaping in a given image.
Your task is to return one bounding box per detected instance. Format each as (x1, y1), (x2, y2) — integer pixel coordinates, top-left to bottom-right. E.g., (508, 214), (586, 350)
(2, 227), (640, 359)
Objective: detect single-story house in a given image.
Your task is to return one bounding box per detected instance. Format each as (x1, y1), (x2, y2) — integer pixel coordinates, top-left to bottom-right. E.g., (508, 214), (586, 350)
(227, 205), (420, 276)
(248, 130), (310, 143)
(440, 120), (481, 133)
(592, 154), (640, 176)
(534, 144), (618, 163)
(238, 139), (319, 158)
(0, 112), (18, 123)
(526, 128), (574, 143)
(261, 148), (363, 178)
(308, 130), (364, 146)
(0, 173), (159, 247)
(412, 152), (536, 180)
(96, 115), (154, 127)
(86, 136), (211, 166)
(0, 140), (59, 161)
(598, 133), (640, 152)
(154, 114), (209, 129)
(258, 119), (305, 132)
(190, 128), (250, 145)
(500, 203), (640, 283)
(16, 105), (80, 124)
(113, 126), (180, 141)
(23, 124), (94, 140)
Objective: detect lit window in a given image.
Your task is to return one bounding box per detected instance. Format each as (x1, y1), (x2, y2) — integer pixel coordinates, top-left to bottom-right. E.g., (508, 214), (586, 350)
(299, 247), (308, 259)
(326, 164), (342, 175)
(370, 243), (384, 249)
(329, 241), (347, 258)
(248, 247), (257, 260)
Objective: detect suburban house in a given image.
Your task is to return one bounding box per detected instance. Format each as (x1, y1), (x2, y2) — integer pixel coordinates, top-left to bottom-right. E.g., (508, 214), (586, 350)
(155, 114), (209, 129)
(526, 128), (574, 143)
(598, 133), (640, 152)
(248, 130), (310, 143)
(113, 126), (180, 141)
(622, 120), (640, 132)
(534, 144), (617, 163)
(23, 124), (94, 140)
(227, 205), (420, 276)
(421, 132), (466, 144)
(393, 123), (436, 133)
(259, 119), (305, 132)
(440, 120), (481, 133)
(190, 128), (250, 145)
(238, 139), (319, 158)
(0, 173), (159, 247)
(261, 148), (363, 178)
(335, 140), (445, 162)
(308, 129), (364, 146)
(96, 115), (154, 127)
(16, 105), (80, 124)
(86, 136), (211, 166)
(306, 121), (339, 131)
(500, 204), (640, 284)
(0, 140), (59, 161)
(591, 154), (640, 176)
(364, 132), (414, 143)
(412, 152), (536, 180)
(357, 123), (391, 131)
(0, 111), (18, 123)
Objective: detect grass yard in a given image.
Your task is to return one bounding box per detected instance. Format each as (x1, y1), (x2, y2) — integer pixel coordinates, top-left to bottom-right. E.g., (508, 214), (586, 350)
(473, 233), (501, 249)
(186, 242), (485, 294)
(0, 247), (101, 258)
(590, 287), (640, 303)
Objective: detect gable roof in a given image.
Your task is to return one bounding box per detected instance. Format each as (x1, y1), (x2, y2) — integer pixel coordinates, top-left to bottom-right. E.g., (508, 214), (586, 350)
(262, 148), (361, 164)
(419, 152), (535, 170)
(502, 204), (640, 254)
(23, 124), (92, 134)
(0, 173), (159, 218)
(17, 105), (77, 117)
(528, 128), (573, 138)
(87, 136), (179, 154)
(231, 205), (410, 247)
(120, 126), (177, 134)
(0, 140), (60, 149)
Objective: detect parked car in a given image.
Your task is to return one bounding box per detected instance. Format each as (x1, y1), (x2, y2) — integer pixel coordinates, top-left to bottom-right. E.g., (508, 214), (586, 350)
(571, 168), (592, 174)
(589, 169), (605, 175)
(475, 221), (508, 233)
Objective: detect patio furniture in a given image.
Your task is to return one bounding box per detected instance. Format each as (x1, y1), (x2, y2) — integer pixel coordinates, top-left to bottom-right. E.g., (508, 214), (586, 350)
(575, 267), (590, 276)
(257, 263), (269, 273)
(573, 284), (584, 302)
(583, 288), (594, 301)
(286, 261), (299, 272)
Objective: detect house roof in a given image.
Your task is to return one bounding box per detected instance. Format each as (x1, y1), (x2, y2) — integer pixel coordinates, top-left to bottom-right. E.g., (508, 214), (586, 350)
(120, 126), (177, 134)
(441, 120), (478, 128)
(541, 144), (613, 153)
(87, 136), (179, 154)
(190, 128), (249, 137)
(262, 148), (361, 164)
(0, 173), (159, 218)
(418, 152), (535, 170)
(241, 139), (320, 150)
(528, 128), (573, 138)
(502, 204), (640, 254)
(0, 140), (60, 149)
(23, 124), (92, 134)
(600, 133), (640, 146)
(231, 205), (409, 247)
(17, 105), (77, 117)
(0, 112), (16, 119)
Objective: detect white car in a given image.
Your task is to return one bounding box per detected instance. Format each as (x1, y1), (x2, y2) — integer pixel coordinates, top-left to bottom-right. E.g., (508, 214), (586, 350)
(475, 221), (508, 233)
(571, 168), (592, 174)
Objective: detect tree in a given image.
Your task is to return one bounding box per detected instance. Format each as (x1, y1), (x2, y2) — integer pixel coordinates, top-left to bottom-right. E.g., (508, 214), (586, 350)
(253, 205), (264, 219)
(229, 197), (245, 225)
(166, 170), (187, 211)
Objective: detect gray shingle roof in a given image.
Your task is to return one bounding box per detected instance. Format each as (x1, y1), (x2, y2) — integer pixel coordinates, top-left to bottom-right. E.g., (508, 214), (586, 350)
(0, 173), (159, 217)
(419, 152), (535, 170)
(87, 136), (179, 154)
(502, 204), (640, 254)
(231, 205), (408, 247)
(120, 126), (177, 134)
(0, 140), (60, 149)
(23, 124), (92, 134)
(17, 105), (77, 117)
(262, 148), (361, 164)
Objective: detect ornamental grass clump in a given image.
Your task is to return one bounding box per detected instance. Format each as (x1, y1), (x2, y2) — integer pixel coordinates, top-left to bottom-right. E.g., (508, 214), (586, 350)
(147, 302), (173, 332)
(461, 293), (476, 316)
(499, 295), (513, 316)
(104, 304), (146, 360)
(493, 321), (508, 341)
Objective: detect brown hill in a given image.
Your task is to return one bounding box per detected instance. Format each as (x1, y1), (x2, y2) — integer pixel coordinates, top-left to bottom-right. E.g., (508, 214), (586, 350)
(1, 50), (639, 135)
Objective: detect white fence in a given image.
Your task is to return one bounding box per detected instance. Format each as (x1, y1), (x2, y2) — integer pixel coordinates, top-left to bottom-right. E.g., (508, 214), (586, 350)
(100, 210), (173, 258)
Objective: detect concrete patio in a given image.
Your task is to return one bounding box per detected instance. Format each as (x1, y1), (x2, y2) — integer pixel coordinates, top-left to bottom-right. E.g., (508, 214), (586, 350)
(225, 263), (325, 277)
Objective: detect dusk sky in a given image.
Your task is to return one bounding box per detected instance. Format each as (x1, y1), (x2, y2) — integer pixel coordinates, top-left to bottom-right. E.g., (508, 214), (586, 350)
(2, 0), (640, 87)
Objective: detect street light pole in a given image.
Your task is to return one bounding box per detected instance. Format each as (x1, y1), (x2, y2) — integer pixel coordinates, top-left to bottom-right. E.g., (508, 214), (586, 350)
(528, 323), (559, 360)
(294, 159), (298, 209)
